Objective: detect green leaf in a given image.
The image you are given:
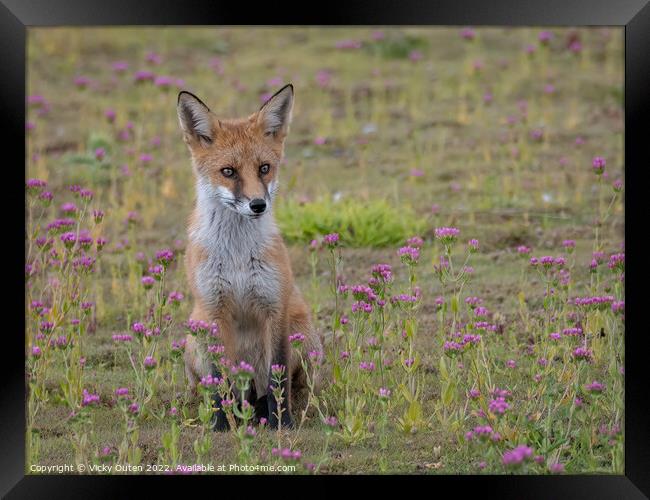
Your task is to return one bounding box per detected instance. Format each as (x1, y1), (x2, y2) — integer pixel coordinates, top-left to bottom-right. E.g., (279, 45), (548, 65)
(518, 291), (526, 307)
(442, 381), (455, 407)
(333, 363), (342, 383)
(451, 295), (458, 314)
(407, 399), (422, 421)
(439, 356), (449, 381)
(405, 319), (415, 339)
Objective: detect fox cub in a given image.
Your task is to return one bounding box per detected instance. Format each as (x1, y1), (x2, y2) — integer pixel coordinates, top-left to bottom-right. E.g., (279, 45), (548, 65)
(177, 84), (321, 431)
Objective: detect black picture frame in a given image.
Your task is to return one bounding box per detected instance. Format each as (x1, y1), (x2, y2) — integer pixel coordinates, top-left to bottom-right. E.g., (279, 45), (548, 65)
(5, 0), (649, 497)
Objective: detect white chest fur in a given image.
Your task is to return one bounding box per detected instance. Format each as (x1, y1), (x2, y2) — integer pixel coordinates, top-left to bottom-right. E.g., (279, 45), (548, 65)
(190, 178), (282, 397)
(190, 178), (282, 321)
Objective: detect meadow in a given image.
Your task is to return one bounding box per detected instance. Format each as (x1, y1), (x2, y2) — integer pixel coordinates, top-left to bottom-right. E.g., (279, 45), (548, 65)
(25, 27), (624, 474)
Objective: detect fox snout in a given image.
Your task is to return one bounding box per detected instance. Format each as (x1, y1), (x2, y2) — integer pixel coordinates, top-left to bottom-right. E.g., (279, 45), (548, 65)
(218, 186), (272, 218)
(249, 198), (267, 214)
(203, 180), (274, 218)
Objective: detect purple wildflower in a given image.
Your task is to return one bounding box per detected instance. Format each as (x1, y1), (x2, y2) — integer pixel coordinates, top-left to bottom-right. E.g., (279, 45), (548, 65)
(60, 232), (76, 249)
(134, 70), (155, 83)
(502, 445), (533, 467)
(73, 76), (91, 89)
(572, 347), (593, 362)
(289, 333), (305, 345)
(335, 39), (362, 50)
(538, 30), (553, 44)
(585, 380), (605, 393)
(315, 70), (332, 88)
(488, 397), (510, 415)
(359, 361), (375, 372)
(460, 27), (476, 40)
(517, 245), (531, 255)
(608, 253), (624, 272)
(323, 233), (339, 247)
(141, 276), (155, 289)
(592, 156), (606, 174)
(111, 61), (129, 73)
(397, 245), (419, 264)
(156, 248), (174, 267)
(143, 356), (157, 369)
(81, 389), (100, 407)
(434, 226), (460, 244)
(60, 202), (77, 215)
(271, 364), (285, 377)
(26, 178), (47, 193)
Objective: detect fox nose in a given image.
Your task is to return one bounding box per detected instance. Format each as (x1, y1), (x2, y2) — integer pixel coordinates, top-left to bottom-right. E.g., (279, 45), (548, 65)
(249, 198), (267, 214)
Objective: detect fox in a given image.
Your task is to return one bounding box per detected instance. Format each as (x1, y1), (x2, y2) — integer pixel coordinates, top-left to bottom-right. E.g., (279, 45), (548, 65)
(176, 84), (322, 431)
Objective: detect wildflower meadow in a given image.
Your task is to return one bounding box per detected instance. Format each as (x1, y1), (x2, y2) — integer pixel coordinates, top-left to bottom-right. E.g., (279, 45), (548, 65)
(25, 27), (624, 474)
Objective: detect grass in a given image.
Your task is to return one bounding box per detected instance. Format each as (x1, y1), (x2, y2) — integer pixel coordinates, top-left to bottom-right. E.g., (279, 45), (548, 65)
(276, 197), (426, 247)
(26, 27), (624, 475)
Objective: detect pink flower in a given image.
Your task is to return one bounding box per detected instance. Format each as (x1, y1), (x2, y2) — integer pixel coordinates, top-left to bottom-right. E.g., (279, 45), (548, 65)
(409, 50), (423, 62)
(460, 27), (476, 40)
(502, 445), (533, 466)
(592, 156), (606, 174)
(315, 70), (332, 88)
(335, 39), (362, 50)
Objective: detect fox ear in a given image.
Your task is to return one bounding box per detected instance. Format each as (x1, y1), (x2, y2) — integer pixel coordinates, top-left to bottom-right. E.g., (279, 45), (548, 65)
(177, 91), (214, 144)
(257, 84), (294, 138)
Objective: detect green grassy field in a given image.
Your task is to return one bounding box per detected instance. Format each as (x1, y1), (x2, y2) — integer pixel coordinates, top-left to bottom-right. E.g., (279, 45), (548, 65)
(26, 27), (624, 474)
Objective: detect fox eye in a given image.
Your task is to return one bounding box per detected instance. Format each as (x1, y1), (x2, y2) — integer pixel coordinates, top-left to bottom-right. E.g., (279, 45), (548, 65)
(259, 164), (270, 175)
(221, 167), (235, 178)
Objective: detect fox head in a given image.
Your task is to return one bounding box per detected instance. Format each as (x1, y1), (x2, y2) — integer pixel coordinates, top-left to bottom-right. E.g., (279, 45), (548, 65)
(177, 84), (294, 218)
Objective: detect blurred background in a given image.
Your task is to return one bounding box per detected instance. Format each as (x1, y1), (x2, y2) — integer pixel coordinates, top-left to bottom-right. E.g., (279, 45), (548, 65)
(27, 27), (623, 248)
(25, 26), (625, 472)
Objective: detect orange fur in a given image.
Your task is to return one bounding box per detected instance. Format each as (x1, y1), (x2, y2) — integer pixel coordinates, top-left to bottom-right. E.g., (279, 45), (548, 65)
(179, 86), (321, 419)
